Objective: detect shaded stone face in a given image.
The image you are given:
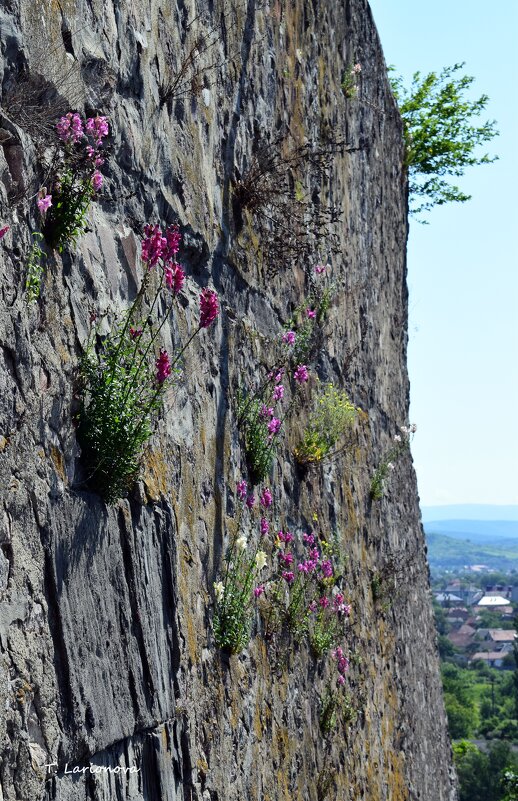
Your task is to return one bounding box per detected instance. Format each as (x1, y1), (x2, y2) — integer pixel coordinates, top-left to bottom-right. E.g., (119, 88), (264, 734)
(0, 1), (456, 800)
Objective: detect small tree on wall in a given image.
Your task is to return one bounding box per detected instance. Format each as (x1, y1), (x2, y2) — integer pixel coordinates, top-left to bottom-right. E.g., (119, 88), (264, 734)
(389, 63), (498, 217)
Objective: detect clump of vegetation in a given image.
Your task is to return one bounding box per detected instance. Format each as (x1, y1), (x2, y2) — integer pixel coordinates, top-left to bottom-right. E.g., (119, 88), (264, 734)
(389, 63), (498, 216)
(294, 383), (359, 464)
(25, 232), (47, 302)
(370, 423), (416, 500)
(78, 224), (219, 502)
(40, 112), (109, 251)
(341, 62), (362, 99)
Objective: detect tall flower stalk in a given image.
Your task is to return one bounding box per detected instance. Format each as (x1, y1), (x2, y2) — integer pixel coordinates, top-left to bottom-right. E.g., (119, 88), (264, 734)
(77, 223), (219, 502)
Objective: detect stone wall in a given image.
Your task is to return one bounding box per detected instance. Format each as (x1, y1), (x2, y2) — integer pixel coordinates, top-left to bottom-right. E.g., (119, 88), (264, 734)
(0, 0), (457, 799)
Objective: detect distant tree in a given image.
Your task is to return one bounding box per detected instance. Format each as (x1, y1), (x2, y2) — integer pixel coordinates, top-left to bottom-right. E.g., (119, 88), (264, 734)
(389, 63), (498, 217)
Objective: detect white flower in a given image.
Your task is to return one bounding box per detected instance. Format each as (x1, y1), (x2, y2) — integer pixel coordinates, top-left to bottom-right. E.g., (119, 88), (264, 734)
(236, 535), (247, 552)
(353, 63), (362, 74)
(393, 434), (402, 443)
(410, 423), (417, 433)
(214, 581), (224, 602)
(387, 462), (395, 471)
(255, 551), (267, 571)
(400, 425), (408, 434)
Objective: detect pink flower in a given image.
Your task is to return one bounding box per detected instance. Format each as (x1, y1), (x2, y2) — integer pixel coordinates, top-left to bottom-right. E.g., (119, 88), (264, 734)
(129, 327), (143, 339)
(57, 112), (84, 144)
(199, 288), (219, 328)
(164, 225), (181, 260)
(319, 596), (330, 608)
(92, 171), (103, 191)
(279, 552), (294, 566)
(282, 570), (295, 584)
(37, 194), (52, 214)
(272, 384), (284, 402)
(353, 63), (362, 74)
(306, 308), (316, 319)
(267, 417), (281, 436)
(0, 226), (9, 239)
(337, 675), (346, 687)
(259, 404), (274, 420)
(142, 224), (166, 268)
(314, 264), (327, 274)
(303, 533), (315, 546)
(308, 601), (317, 612)
(293, 364), (309, 384)
(260, 487), (272, 509)
(309, 547), (320, 562)
(236, 480), (247, 500)
(165, 262), (185, 294)
(155, 349), (172, 384)
(254, 585), (265, 598)
(274, 370), (285, 383)
(321, 559), (333, 578)
(278, 530), (294, 544)
(260, 517), (269, 535)
(282, 330), (296, 345)
(86, 115), (109, 146)
(246, 494), (256, 510)
(94, 156), (104, 167)
(86, 145), (95, 159)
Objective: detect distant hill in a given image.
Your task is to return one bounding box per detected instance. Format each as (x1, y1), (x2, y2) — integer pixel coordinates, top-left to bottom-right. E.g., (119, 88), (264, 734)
(421, 504), (518, 523)
(426, 531), (518, 571)
(424, 519), (518, 543)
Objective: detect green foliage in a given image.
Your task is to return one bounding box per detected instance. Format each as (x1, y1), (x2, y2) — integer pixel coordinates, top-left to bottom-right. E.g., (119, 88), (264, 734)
(294, 383), (359, 464)
(370, 426), (414, 501)
(319, 685), (357, 736)
(238, 394), (277, 485)
(25, 232), (46, 302)
(213, 540), (266, 653)
(78, 315), (169, 502)
(340, 62), (361, 100)
(44, 167), (94, 251)
(453, 740), (518, 801)
(389, 63), (498, 216)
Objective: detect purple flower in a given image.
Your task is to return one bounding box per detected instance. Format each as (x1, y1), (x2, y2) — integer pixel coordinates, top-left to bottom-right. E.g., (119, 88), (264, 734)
(319, 596), (330, 608)
(279, 552), (294, 566)
(56, 112), (84, 144)
(278, 530), (294, 544)
(282, 570), (295, 584)
(282, 330), (296, 345)
(245, 494), (256, 510)
(86, 115), (109, 146)
(92, 171), (103, 191)
(129, 327), (143, 339)
(260, 517), (269, 535)
(321, 559), (333, 578)
(199, 288), (219, 328)
(303, 533), (315, 546)
(260, 487), (273, 509)
(142, 224), (167, 268)
(272, 384), (284, 402)
(254, 585), (265, 598)
(267, 417), (281, 436)
(0, 225), (9, 240)
(155, 349), (171, 384)
(164, 225), (181, 260)
(165, 262), (185, 294)
(337, 675), (346, 687)
(236, 480), (247, 500)
(306, 308), (316, 319)
(293, 364), (309, 384)
(37, 194), (52, 214)
(274, 370), (285, 383)
(309, 600), (318, 612)
(314, 264), (327, 275)
(259, 404), (274, 420)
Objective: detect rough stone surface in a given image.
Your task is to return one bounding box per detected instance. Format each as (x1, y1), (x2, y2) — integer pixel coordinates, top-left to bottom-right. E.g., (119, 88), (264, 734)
(0, 1), (457, 799)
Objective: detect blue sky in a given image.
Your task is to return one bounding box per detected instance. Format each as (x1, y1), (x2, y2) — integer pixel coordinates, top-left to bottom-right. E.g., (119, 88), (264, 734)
(368, 0), (518, 508)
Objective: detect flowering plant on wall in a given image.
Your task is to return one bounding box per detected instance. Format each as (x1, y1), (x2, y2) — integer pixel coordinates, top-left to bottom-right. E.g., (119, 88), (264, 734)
(370, 423), (417, 500)
(294, 383), (360, 464)
(77, 223), (219, 502)
(40, 112), (109, 252)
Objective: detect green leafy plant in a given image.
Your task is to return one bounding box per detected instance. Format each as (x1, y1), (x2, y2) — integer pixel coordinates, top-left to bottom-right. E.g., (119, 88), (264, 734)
(294, 383), (359, 464)
(25, 232), (47, 302)
(39, 112), (109, 251)
(389, 63), (498, 216)
(370, 423), (416, 501)
(238, 391), (280, 486)
(341, 62), (362, 99)
(319, 685), (357, 736)
(213, 537), (267, 654)
(78, 224), (219, 502)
